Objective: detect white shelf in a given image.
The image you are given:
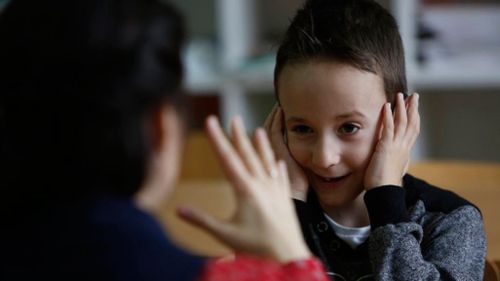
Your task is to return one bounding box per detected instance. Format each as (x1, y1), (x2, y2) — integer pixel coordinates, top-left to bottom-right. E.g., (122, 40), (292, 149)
(401, 2), (500, 90)
(412, 46), (500, 90)
(184, 64), (275, 94)
(228, 54), (275, 92)
(184, 48), (276, 94)
(413, 64), (500, 90)
(184, 0), (500, 131)
(181, 0), (500, 160)
(184, 74), (222, 94)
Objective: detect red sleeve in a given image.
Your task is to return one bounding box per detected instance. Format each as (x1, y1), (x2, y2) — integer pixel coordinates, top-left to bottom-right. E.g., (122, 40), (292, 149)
(197, 254), (330, 281)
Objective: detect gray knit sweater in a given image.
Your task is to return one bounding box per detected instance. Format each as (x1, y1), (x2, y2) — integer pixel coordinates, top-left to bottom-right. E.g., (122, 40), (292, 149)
(294, 174), (487, 281)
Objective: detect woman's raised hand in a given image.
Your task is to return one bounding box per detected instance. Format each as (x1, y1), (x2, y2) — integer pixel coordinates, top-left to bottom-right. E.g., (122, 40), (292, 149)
(364, 93), (420, 190)
(264, 105), (309, 201)
(178, 116), (310, 263)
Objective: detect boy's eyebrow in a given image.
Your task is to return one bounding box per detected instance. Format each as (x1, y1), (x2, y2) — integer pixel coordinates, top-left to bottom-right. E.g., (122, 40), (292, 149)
(286, 111), (368, 123)
(286, 116), (308, 123)
(336, 110), (368, 120)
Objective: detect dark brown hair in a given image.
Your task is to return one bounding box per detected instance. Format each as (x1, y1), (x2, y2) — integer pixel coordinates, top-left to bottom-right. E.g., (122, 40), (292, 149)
(274, 0), (407, 103)
(0, 0), (184, 202)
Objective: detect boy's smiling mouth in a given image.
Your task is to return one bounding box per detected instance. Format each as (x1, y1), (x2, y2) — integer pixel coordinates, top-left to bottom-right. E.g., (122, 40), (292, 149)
(310, 172), (352, 189)
(320, 174), (350, 182)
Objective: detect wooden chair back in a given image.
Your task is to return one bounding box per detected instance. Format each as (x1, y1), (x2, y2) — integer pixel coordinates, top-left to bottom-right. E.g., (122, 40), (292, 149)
(484, 259), (500, 281)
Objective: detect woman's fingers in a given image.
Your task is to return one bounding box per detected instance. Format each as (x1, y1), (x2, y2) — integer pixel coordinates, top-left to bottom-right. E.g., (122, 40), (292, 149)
(278, 160), (291, 195)
(253, 128), (278, 178)
(231, 117), (266, 177)
(198, 116), (311, 260)
(205, 116), (249, 192)
(206, 115), (283, 193)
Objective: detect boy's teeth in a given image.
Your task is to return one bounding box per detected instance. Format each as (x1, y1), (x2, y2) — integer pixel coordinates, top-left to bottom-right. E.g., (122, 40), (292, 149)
(321, 175), (348, 182)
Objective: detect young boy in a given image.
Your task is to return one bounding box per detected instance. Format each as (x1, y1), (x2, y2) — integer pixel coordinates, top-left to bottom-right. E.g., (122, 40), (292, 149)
(265, 0), (486, 280)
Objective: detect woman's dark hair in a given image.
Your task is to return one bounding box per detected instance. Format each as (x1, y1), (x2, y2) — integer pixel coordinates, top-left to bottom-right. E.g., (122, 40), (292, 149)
(274, 0), (407, 103)
(0, 0), (185, 203)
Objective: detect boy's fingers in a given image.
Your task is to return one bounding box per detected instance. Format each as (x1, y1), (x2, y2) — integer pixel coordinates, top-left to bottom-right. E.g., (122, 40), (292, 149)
(380, 103), (394, 142)
(394, 93), (407, 140)
(205, 116), (249, 193)
(406, 93), (420, 145)
(269, 107), (288, 153)
(263, 104), (278, 131)
(231, 117), (266, 177)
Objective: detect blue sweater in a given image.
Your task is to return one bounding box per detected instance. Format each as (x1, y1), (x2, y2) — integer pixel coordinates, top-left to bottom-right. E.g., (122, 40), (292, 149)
(3, 197), (205, 281)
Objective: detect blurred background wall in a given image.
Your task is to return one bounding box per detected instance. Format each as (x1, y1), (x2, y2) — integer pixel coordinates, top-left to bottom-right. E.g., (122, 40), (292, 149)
(166, 0), (500, 162)
(2, 0), (499, 162)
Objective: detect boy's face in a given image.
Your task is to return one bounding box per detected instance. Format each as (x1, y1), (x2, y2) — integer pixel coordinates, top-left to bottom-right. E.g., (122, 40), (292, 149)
(278, 60), (386, 211)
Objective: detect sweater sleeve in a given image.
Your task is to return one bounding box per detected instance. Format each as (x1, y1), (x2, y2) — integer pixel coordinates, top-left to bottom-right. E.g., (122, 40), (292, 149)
(197, 255), (330, 281)
(364, 187), (486, 281)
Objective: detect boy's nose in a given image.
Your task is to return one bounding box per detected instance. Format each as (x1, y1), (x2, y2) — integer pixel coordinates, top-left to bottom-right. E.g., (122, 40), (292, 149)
(311, 136), (341, 169)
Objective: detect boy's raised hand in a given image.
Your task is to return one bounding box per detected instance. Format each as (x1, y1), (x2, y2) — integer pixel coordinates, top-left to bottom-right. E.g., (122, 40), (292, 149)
(264, 105), (309, 201)
(178, 116), (310, 263)
(364, 93), (420, 190)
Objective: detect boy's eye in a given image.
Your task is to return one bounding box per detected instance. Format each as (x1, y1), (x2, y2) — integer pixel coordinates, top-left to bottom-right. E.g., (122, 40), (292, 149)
(338, 123), (359, 135)
(291, 125), (313, 134)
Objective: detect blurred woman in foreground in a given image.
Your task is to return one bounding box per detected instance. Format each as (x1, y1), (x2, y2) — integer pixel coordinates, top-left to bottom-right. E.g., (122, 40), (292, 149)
(0, 0), (329, 280)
